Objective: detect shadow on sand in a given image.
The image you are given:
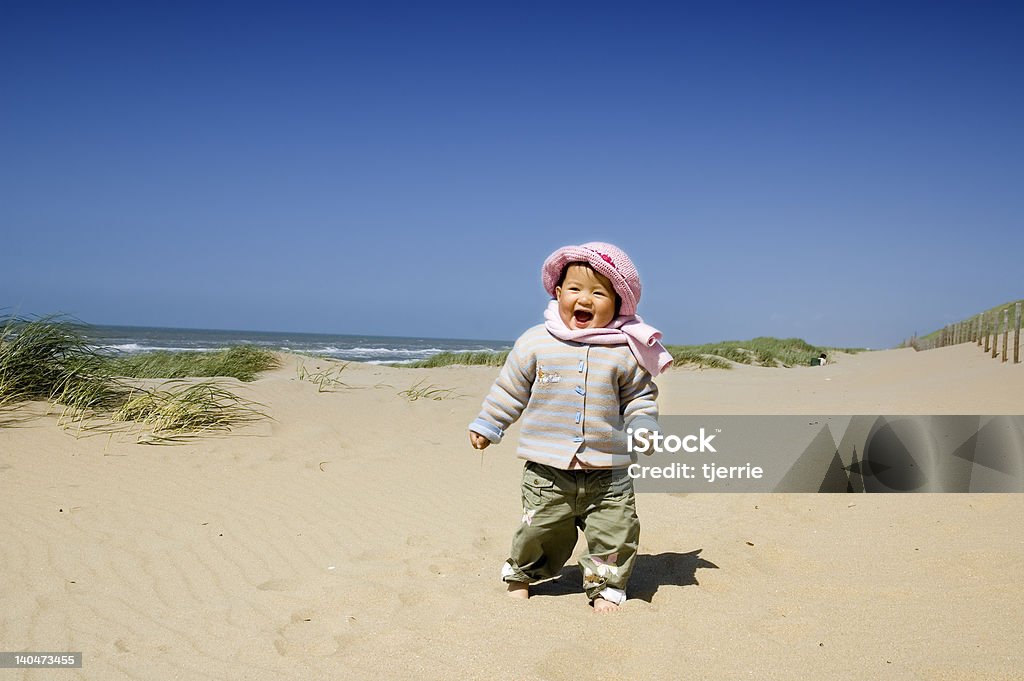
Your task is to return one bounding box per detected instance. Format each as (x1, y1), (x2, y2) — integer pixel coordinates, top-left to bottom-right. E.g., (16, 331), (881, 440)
(530, 549), (718, 602)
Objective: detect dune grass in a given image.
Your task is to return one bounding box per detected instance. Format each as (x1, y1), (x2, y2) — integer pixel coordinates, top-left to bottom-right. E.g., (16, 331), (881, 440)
(296, 360), (352, 392)
(1, 314), (129, 421)
(665, 349), (734, 370)
(402, 350), (510, 368)
(108, 380), (269, 444)
(667, 337), (864, 369)
(0, 314), (272, 441)
(398, 379), (463, 401)
(398, 338), (863, 371)
(108, 346), (279, 382)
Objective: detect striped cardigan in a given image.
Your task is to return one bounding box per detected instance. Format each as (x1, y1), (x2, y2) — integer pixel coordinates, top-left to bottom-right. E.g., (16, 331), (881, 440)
(469, 324), (660, 469)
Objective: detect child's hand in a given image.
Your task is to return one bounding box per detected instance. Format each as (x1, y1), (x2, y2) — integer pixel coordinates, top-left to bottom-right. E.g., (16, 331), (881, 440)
(469, 431), (490, 451)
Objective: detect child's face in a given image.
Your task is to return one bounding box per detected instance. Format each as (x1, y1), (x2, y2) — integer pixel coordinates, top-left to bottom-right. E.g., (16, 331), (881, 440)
(555, 264), (618, 330)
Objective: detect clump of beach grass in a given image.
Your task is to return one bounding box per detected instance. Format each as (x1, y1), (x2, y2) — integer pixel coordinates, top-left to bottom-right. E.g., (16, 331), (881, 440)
(398, 379), (462, 401)
(297, 360), (352, 392)
(1, 313), (273, 442)
(108, 346), (279, 382)
(1, 314), (129, 423)
(402, 350), (510, 368)
(107, 380), (269, 444)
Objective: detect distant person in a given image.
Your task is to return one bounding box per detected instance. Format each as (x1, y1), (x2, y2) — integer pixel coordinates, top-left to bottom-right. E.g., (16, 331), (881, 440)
(467, 242), (671, 613)
(812, 352), (828, 366)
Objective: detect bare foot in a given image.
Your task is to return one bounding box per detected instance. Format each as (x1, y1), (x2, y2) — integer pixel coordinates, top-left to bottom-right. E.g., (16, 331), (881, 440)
(592, 597), (620, 613)
(506, 582), (529, 599)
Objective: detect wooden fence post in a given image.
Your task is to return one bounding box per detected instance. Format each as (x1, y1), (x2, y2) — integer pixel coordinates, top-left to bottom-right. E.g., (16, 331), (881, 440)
(992, 312), (997, 352)
(1015, 302), (1021, 365)
(1002, 309), (1010, 363)
(991, 318), (995, 355)
(984, 313), (991, 353)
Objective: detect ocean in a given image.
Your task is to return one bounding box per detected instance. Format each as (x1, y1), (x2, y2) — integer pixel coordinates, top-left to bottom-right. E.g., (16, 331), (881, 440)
(84, 325), (512, 365)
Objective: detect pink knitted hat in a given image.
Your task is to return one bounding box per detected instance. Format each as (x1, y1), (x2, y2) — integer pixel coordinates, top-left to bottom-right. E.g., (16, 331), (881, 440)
(542, 242), (642, 316)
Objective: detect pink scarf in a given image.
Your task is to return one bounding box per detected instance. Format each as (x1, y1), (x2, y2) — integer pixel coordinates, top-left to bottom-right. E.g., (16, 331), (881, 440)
(543, 300), (673, 377)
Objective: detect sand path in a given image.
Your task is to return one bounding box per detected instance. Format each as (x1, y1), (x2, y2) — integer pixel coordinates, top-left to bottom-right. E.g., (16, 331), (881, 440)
(1, 344), (1022, 680)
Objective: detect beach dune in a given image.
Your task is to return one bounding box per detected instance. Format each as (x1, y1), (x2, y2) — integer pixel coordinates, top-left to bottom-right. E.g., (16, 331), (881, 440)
(1, 343), (1022, 680)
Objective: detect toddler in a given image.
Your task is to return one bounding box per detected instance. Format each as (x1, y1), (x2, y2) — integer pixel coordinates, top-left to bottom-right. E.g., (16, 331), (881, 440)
(468, 242), (671, 612)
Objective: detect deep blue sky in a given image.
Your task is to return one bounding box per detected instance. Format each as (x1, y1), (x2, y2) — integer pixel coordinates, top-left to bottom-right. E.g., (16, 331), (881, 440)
(3, 2), (1022, 348)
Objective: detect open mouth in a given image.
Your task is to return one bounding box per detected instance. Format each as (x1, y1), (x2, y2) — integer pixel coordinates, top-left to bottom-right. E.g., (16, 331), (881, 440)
(573, 310), (594, 326)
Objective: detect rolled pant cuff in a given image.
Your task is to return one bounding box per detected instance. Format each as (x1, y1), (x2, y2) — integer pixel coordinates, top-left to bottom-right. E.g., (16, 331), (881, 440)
(589, 581), (626, 602)
(501, 560), (532, 584)
(591, 586), (627, 605)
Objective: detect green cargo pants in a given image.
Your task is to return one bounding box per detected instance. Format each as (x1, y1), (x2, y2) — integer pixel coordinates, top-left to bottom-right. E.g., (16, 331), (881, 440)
(502, 460), (640, 603)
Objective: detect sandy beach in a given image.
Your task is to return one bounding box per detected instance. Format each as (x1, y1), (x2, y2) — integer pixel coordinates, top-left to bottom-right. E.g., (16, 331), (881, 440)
(1, 343), (1022, 680)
